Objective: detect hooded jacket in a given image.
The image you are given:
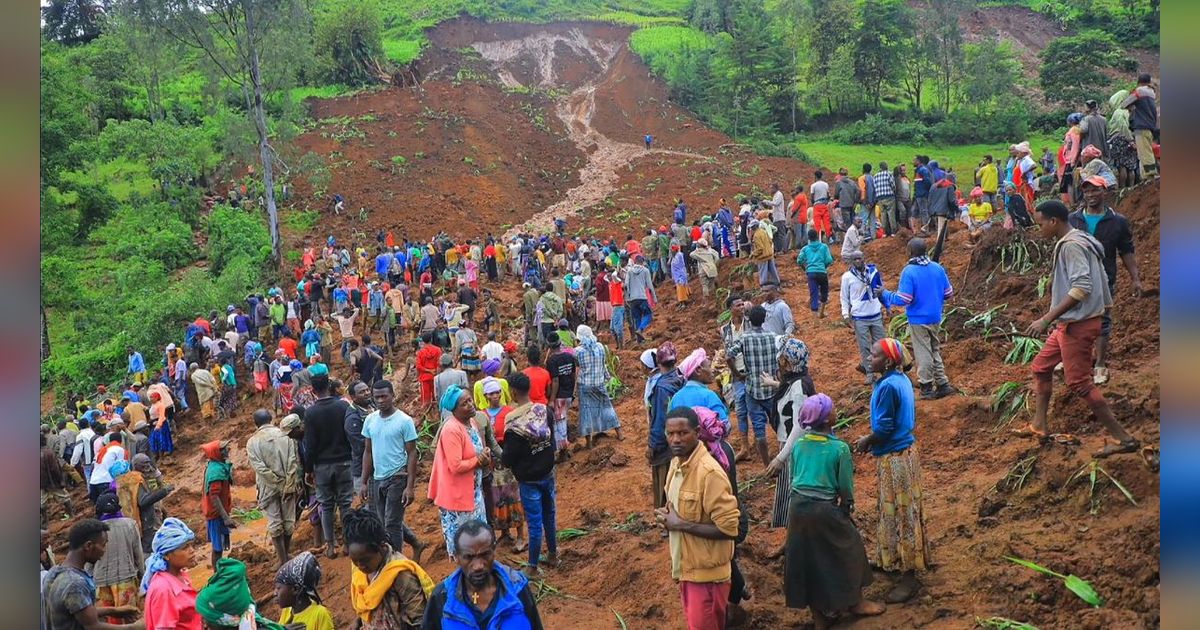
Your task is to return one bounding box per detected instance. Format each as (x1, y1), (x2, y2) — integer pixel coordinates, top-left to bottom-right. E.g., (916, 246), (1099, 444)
(421, 562), (543, 630)
(1050, 229), (1112, 323)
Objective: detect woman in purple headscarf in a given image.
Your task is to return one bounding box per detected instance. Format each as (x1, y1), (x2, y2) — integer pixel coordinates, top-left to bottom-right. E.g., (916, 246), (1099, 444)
(472, 357), (512, 410)
(782, 394), (884, 628)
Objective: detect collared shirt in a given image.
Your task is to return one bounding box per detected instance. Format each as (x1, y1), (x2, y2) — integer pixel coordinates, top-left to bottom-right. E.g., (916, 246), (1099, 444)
(728, 327), (779, 399)
(575, 342), (608, 388)
(760, 299), (794, 336)
(872, 170), (895, 198)
(246, 424), (300, 498)
(128, 352), (145, 374)
(666, 444), (739, 582)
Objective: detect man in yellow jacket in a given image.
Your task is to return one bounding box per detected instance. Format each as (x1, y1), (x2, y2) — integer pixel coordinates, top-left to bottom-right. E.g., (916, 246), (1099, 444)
(748, 219), (778, 287)
(656, 407), (741, 630)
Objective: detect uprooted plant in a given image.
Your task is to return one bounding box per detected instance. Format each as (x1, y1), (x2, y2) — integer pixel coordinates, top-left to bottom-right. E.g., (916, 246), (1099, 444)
(1066, 460), (1138, 514)
(1005, 556), (1104, 607)
(976, 616), (1040, 630)
(964, 304), (1009, 339)
(1005, 336), (1045, 364)
(991, 381), (1029, 430)
(995, 454), (1038, 494)
(887, 313), (911, 343)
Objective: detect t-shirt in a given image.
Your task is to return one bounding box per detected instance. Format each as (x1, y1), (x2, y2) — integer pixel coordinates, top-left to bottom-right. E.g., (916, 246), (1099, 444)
(523, 366), (552, 404)
(609, 279), (625, 306)
(278, 337), (299, 360)
(43, 565), (94, 630)
(144, 570), (201, 630)
(968, 202), (994, 223)
(546, 352), (578, 397)
(362, 409), (419, 479)
(1083, 213), (1103, 235)
(334, 313), (358, 338)
(280, 603), (335, 630)
(809, 180), (830, 202)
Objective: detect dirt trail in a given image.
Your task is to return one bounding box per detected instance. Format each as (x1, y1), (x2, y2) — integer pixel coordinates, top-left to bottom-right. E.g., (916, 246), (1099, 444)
(471, 28), (707, 237)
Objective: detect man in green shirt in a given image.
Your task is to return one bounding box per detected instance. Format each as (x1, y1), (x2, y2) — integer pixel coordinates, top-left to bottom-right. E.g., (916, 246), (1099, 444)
(269, 297), (287, 341)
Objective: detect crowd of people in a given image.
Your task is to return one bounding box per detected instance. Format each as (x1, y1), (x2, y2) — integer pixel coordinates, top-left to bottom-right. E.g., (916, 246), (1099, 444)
(41, 73), (1157, 630)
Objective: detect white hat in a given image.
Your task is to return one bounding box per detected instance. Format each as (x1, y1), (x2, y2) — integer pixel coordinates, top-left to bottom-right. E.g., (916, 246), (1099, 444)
(639, 348), (658, 370)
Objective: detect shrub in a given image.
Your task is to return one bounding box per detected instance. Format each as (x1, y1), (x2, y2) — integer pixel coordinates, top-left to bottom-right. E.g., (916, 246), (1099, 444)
(206, 206), (270, 274)
(314, 0), (385, 85)
(828, 113), (929, 145)
(92, 203), (196, 270)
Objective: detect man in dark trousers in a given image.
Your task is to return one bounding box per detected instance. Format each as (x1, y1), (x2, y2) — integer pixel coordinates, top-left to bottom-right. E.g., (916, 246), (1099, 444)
(301, 363), (353, 559)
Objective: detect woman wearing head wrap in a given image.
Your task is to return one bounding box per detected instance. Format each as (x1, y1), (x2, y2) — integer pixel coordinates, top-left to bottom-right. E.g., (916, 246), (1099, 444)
(668, 348), (729, 426)
(428, 385), (490, 557)
(783, 394), (883, 625)
(1107, 89), (1138, 188)
(692, 405), (752, 612)
(344, 508), (434, 629)
(574, 325), (622, 447)
(92, 492), (144, 623)
(852, 338), (929, 604)
(483, 378), (528, 553)
(191, 361), (218, 420)
(471, 357), (512, 410)
(200, 440), (235, 571)
(196, 557), (286, 629)
(759, 338), (817, 528)
(142, 517), (200, 629)
(126, 453), (174, 552)
(148, 390), (176, 460)
(275, 551), (334, 630)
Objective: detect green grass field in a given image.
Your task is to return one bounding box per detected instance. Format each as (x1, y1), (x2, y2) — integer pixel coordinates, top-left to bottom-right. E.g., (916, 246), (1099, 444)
(792, 133), (1060, 177)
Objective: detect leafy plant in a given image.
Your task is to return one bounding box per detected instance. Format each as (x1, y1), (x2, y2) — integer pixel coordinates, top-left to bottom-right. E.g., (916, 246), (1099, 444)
(232, 507), (264, 522)
(1036, 275), (1051, 299)
(996, 454), (1038, 494)
(991, 381), (1028, 430)
(1005, 337), (1044, 365)
(1067, 460), (1137, 514)
(887, 313), (910, 343)
(964, 304), (1008, 338)
(1005, 556), (1104, 607)
(613, 609), (629, 630)
(556, 528), (590, 541)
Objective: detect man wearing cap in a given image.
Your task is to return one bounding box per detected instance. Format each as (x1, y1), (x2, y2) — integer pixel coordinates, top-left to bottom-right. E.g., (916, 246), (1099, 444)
(749, 219), (779, 287)
(246, 408), (301, 566)
(1068, 176), (1144, 385)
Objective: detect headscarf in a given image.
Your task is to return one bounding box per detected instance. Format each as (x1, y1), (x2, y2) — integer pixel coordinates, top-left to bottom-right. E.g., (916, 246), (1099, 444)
(1081, 144), (1103, 160)
(657, 341), (678, 364)
(440, 384), (468, 413)
(1066, 112), (1083, 125)
(305, 319), (315, 330)
(1109, 89), (1132, 137)
(778, 338), (810, 374)
(109, 459), (130, 479)
(639, 349), (658, 370)
(196, 557), (285, 629)
(95, 492), (123, 521)
(279, 414), (302, 433)
(879, 338), (907, 369)
(692, 406), (730, 472)
(798, 393), (834, 430)
(576, 325), (597, 348)
(275, 551), (322, 604)
(503, 340), (518, 355)
(678, 348), (707, 380)
(201, 440), (232, 488)
(140, 517), (195, 593)
(1013, 141), (1031, 154)
(482, 379), (502, 395)
(970, 186), (984, 198)
(481, 358), (502, 376)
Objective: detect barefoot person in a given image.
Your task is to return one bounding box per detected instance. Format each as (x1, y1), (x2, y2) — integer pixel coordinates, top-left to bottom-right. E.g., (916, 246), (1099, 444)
(1018, 200), (1141, 457)
(783, 395), (885, 629)
(854, 339), (930, 603)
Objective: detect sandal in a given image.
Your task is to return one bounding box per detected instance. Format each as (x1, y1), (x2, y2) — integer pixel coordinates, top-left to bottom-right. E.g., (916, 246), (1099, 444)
(1095, 439), (1140, 459)
(1010, 424), (1048, 440)
(1140, 445), (1160, 472)
(1048, 433), (1081, 446)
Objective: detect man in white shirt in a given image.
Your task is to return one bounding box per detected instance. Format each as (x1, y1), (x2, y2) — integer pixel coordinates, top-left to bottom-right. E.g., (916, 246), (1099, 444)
(764, 183), (789, 253)
(759, 284), (794, 336)
(88, 433), (126, 503)
(70, 420), (97, 482)
(480, 332), (505, 361)
(840, 251), (886, 385)
(841, 216), (864, 261)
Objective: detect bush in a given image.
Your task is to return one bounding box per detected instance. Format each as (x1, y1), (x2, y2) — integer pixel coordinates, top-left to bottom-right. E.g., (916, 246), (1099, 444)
(828, 113), (929, 145)
(92, 203), (197, 270)
(314, 0), (385, 85)
(207, 206), (270, 274)
(931, 98), (1030, 144)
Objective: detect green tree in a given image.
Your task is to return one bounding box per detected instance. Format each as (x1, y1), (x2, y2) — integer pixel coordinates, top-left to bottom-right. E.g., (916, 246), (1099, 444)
(1038, 31), (1130, 105)
(805, 0), (857, 115)
(42, 0), (107, 46)
(926, 0), (970, 113)
(961, 38), (1023, 107)
(852, 0), (911, 109)
(689, 0), (733, 34)
(314, 0), (384, 85)
(40, 42), (98, 184)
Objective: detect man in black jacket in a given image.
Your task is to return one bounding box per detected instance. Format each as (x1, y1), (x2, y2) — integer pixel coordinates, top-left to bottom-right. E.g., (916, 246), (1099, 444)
(500, 373), (558, 573)
(1068, 177), (1145, 385)
(301, 363), (353, 559)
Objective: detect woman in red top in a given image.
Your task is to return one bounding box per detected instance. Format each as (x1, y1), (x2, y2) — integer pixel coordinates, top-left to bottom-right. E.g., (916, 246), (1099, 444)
(415, 333), (443, 405)
(142, 518), (202, 630)
(522, 346), (552, 405)
(594, 269), (612, 323)
(608, 272), (626, 348)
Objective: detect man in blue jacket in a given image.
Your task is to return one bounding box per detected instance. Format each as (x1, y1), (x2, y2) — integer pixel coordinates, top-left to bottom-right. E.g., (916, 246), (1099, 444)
(881, 238), (956, 400)
(421, 519), (544, 630)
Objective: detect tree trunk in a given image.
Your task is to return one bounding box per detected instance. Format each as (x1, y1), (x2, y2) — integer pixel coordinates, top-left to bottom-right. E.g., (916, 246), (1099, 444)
(790, 48), (797, 133)
(40, 301), (50, 361)
(244, 0), (281, 266)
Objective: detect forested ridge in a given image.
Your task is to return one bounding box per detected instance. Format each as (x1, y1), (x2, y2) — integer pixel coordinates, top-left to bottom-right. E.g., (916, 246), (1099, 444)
(38, 0), (1157, 402)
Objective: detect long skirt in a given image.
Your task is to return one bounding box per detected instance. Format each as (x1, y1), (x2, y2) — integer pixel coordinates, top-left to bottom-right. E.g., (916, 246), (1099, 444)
(490, 467), (525, 531)
(220, 386), (238, 416)
(439, 500), (488, 556)
(578, 385), (620, 436)
(875, 446), (932, 572)
(200, 397), (216, 419)
(149, 423), (174, 455)
(784, 494), (873, 611)
(595, 300), (613, 322)
(770, 462), (793, 528)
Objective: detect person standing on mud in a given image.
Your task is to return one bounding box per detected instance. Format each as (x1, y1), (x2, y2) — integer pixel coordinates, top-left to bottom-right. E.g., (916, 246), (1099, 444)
(302, 364), (355, 559)
(748, 220), (779, 287)
(625, 255), (656, 344)
(853, 338), (930, 604)
(726, 306), (778, 467)
(764, 183), (789, 253)
(1016, 200), (1141, 458)
(879, 238), (957, 400)
(1067, 177), (1144, 385)
(655, 406), (741, 630)
(246, 408), (301, 567)
(840, 252), (886, 385)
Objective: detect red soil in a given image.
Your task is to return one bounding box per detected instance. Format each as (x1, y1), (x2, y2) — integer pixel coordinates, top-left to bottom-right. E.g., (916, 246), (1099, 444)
(48, 19), (1160, 630)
